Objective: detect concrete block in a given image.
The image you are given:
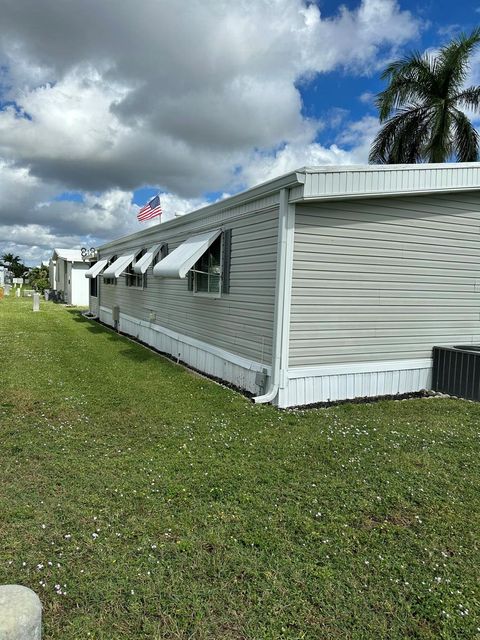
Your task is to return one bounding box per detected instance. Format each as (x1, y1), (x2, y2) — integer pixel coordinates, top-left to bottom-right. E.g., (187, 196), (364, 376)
(0, 585), (42, 639)
(33, 293), (40, 312)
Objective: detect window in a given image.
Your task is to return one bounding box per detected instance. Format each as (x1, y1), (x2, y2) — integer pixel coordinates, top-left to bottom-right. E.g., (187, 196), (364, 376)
(126, 249), (147, 288)
(152, 244), (168, 267)
(185, 229), (232, 296)
(89, 264), (98, 297)
(103, 255), (117, 285)
(193, 235), (222, 295)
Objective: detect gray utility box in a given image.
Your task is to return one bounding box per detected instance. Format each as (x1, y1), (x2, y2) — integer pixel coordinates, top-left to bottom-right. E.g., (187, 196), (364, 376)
(432, 345), (480, 401)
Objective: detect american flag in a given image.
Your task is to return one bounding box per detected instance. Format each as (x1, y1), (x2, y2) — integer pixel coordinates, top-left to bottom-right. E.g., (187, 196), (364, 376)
(137, 194), (162, 222)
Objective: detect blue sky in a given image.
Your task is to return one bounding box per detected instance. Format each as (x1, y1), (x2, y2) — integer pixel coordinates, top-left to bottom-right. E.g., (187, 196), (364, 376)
(0, 0), (479, 264)
(298, 0), (480, 144)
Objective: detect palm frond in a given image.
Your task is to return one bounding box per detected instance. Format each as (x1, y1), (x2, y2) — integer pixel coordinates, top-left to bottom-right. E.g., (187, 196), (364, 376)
(371, 29), (480, 164)
(425, 105), (453, 163)
(376, 54), (437, 121)
(451, 109), (480, 161)
(380, 52), (433, 81)
(437, 27), (480, 96)
(454, 86), (480, 113)
(369, 106), (431, 164)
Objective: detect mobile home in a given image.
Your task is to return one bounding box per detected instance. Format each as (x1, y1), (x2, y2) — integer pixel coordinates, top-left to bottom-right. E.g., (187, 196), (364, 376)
(49, 249), (90, 306)
(87, 163), (480, 407)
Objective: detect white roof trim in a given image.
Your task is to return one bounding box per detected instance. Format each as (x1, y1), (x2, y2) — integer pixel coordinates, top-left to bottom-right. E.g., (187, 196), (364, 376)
(301, 163), (480, 201)
(85, 257), (110, 279)
(52, 248), (84, 262)
(153, 229), (221, 278)
(102, 253), (135, 279)
(97, 162), (480, 256)
(133, 243), (164, 275)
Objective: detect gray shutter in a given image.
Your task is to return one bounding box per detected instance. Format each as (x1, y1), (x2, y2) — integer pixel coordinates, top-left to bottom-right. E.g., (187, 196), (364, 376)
(187, 269), (194, 291)
(221, 229), (232, 294)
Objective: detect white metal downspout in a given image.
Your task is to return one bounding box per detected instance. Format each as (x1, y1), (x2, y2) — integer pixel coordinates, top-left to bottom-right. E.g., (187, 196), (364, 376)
(278, 200), (295, 407)
(253, 188), (293, 404)
(96, 256), (101, 319)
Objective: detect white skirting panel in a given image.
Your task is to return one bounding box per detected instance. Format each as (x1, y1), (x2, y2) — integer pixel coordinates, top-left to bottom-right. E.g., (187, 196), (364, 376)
(278, 359), (433, 408)
(98, 306), (269, 395)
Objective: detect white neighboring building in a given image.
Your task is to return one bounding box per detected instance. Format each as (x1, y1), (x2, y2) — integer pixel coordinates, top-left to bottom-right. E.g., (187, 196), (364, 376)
(49, 249), (90, 306)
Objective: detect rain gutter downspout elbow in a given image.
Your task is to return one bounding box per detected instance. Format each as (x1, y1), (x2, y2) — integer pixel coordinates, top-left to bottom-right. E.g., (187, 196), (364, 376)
(253, 381), (279, 405)
(253, 187), (292, 405)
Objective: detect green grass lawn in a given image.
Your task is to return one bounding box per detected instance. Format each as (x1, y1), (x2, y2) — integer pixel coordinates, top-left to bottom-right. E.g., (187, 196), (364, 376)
(0, 295), (479, 639)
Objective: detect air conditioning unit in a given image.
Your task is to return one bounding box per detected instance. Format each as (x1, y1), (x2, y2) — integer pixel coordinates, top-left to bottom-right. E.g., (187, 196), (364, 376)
(432, 345), (480, 400)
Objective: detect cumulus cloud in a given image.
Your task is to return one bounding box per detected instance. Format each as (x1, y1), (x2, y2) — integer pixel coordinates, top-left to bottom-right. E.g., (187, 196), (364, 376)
(0, 160), (206, 263)
(0, 0), (421, 263)
(239, 115), (380, 186)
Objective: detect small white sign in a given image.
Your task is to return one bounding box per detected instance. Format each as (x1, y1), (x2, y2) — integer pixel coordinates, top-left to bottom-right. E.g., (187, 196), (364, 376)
(12, 277), (24, 285)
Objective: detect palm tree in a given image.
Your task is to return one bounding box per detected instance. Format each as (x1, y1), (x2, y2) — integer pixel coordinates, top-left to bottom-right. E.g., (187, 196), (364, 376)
(2, 253), (21, 266)
(1, 253), (26, 277)
(369, 28), (480, 164)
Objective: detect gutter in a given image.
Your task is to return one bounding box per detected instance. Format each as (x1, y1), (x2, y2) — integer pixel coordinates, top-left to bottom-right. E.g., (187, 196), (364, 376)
(253, 187), (294, 405)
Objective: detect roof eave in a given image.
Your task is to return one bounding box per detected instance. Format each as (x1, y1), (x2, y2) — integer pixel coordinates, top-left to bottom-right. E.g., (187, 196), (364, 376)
(98, 169), (305, 251)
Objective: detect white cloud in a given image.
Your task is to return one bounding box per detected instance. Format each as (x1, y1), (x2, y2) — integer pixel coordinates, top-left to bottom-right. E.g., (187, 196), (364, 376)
(241, 143), (353, 187)
(0, 160), (207, 264)
(0, 0), (421, 262)
(300, 0), (419, 75)
(239, 115), (380, 186)
(0, 0), (419, 192)
(337, 115), (380, 149)
(359, 91), (375, 105)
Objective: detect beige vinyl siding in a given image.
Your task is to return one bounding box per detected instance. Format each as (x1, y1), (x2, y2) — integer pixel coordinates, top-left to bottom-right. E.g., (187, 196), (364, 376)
(99, 208), (278, 365)
(290, 192), (480, 366)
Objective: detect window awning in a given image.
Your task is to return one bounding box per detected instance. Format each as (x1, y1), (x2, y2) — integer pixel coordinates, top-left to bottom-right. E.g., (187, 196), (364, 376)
(153, 229), (221, 278)
(133, 243), (164, 275)
(102, 253), (135, 279)
(85, 257), (110, 279)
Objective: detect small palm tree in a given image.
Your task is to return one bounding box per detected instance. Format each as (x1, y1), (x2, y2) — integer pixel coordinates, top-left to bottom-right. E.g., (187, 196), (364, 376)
(369, 28), (480, 164)
(1, 253), (26, 277)
(2, 253), (20, 265)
